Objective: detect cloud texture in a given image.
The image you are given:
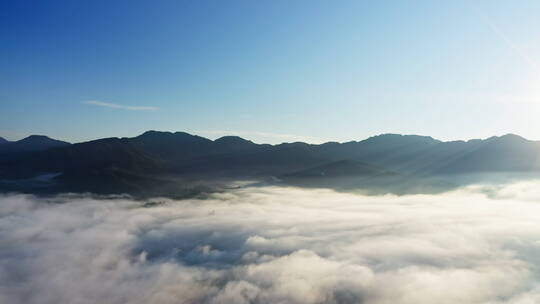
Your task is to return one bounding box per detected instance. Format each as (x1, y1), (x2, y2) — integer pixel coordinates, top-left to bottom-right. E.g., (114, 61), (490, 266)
(83, 100), (159, 111)
(3, 183), (540, 303)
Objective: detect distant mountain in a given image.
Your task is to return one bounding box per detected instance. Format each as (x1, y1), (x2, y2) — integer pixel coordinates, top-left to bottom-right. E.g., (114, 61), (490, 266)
(433, 134), (540, 174)
(1, 131), (540, 196)
(285, 160), (394, 178)
(314, 134), (442, 172)
(0, 135), (70, 153)
(213, 136), (258, 152)
(0, 137), (9, 144)
(281, 159), (452, 195)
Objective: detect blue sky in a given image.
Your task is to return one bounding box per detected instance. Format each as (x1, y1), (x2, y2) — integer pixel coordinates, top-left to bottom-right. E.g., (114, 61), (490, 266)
(2, 0), (540, 144)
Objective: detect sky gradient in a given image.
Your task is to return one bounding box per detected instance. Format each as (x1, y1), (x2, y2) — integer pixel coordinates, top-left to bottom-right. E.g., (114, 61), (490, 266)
(2, 0), (540, 144)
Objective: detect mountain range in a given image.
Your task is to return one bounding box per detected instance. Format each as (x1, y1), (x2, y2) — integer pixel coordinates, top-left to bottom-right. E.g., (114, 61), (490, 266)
(1, 131), (539, 197)
(0, 135), (70, 153)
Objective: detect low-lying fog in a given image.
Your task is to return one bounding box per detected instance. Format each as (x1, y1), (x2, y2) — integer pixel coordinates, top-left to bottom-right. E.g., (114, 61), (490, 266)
(3, 182), (540, 304)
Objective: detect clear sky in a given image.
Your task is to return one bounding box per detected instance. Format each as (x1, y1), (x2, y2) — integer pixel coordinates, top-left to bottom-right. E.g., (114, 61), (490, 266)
(2, 0), (540, 144)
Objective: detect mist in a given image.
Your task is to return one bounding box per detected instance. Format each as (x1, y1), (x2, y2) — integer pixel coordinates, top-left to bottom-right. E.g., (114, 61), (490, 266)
(3, 183), (540, 303)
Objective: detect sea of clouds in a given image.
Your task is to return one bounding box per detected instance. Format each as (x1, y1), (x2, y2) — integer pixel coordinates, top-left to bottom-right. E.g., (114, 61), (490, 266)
(3, 182), (540, 303)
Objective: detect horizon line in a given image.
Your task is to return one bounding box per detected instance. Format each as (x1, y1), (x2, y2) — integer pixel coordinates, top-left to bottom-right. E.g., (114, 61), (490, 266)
(0, 130), (531, 146)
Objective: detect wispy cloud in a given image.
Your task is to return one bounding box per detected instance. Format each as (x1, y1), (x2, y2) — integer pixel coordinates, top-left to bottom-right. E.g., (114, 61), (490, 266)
(83, 100), (159, 111)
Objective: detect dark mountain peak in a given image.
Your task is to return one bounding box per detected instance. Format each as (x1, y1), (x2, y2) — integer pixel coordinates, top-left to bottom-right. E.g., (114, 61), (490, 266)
(497, 133), (527, 142)
(354, 134), (440, 153)
(320, 141), (340, 147)
(135, 130), (211, 143)
(20, 135), (62, 142)
(364, 133), (440, 144)
(212, 136), (257, 154)
(214, 136), (254, 145)
(137, 130), (173, 138)
(484, 134), (529, 146)
(0, 135), (70, 153)
(18, 135), (69, 145)
(277, 141), (311, 147)
(0, 137), (9, 144)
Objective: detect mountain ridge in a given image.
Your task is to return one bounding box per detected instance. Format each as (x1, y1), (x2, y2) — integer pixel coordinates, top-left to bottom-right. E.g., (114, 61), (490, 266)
(2, 130), (540, 197)
(0, 135), (70, 153)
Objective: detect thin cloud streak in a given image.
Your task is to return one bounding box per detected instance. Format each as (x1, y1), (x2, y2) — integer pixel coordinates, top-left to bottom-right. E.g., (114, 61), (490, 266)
(83, 100), (159, 111)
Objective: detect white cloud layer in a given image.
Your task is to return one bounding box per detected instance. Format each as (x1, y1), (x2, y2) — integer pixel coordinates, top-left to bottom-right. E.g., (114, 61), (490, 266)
(3, 182), (540, 303)
(83, 100), (159, 111)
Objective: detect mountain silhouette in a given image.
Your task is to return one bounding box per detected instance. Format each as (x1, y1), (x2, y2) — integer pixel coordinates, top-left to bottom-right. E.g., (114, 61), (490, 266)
(1, 131), (540, 197)
(0, 135), (70, 153)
